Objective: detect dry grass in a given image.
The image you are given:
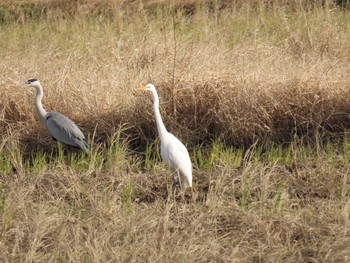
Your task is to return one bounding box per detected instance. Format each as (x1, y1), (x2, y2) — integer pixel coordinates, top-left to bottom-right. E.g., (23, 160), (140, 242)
(2, 0), (350, 148)
(1, 1), (350, 262)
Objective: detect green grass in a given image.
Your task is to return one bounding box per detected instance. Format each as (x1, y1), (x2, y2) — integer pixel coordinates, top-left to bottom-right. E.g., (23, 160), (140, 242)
(192, 140), (244, 169)
(0, 135), (350, 261)
(0, 183), (4, 216)
(0, 154), (12, 174)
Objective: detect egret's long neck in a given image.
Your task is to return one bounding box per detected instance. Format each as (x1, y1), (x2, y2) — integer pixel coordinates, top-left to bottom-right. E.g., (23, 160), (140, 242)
(34, 84), (48, 126)
(151, 89), (168, 141)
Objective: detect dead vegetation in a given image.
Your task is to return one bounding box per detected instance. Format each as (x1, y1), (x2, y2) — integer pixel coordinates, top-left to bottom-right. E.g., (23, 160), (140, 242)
(1, 1), (350, 262)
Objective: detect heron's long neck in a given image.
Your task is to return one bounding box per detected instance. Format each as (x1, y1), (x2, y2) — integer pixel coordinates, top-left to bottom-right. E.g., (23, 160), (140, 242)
(151, 90), (168, 141)
(34, 84), (48, 126)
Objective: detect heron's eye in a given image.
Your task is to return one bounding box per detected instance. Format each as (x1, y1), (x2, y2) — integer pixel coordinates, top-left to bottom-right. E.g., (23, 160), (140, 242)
(28, 78), (37, 83)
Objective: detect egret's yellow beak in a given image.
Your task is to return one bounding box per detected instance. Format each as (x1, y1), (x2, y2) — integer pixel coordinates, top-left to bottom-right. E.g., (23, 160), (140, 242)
(138, 86), (147, 91)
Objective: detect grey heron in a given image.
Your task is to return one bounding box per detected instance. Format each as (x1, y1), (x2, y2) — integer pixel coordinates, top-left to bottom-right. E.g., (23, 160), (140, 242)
(22, 78), (89, 154)
(138, 84), (192, 190)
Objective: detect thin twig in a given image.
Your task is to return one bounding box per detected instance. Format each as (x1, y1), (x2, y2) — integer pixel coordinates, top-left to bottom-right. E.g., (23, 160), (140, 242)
(172, 11), (177, 116)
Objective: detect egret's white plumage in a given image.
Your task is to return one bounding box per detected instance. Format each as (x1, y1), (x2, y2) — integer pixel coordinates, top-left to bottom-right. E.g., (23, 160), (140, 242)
(138, 84), (192, 189)
(22, 79), (89, 154)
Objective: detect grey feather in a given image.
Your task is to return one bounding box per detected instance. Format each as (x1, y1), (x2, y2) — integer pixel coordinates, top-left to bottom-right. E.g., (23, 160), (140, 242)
(45, 112), (89, 154)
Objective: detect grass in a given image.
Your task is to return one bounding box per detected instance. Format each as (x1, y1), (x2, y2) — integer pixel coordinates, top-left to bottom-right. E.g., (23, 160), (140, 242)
(1, 0), (350, 262)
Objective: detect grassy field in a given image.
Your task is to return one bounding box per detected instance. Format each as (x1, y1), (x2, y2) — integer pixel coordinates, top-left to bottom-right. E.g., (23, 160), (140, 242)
(1, 0), (350, 262)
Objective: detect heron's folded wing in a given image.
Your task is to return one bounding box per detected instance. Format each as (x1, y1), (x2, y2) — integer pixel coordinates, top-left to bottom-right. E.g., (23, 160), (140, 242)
(46, 112), (88, 153)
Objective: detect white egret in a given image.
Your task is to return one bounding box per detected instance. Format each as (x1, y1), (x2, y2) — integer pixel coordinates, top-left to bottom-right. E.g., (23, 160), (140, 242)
(22, 78), (89, 154)
(138, 84), (192, 190)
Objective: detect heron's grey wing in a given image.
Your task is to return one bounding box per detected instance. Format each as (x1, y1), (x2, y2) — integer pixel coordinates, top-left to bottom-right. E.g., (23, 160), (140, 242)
(46, 112), (89, 153)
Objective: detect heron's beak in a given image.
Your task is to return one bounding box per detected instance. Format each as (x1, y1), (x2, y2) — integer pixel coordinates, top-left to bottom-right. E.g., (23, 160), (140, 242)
(138, 86), (147, 91)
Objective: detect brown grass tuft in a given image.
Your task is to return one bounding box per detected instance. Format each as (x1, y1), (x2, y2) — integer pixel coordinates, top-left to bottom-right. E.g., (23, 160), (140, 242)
(1, 1), (350, 262)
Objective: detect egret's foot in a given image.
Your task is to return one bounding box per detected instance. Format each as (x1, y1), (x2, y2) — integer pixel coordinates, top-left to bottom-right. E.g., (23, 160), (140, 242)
(172, 181), (181, 190)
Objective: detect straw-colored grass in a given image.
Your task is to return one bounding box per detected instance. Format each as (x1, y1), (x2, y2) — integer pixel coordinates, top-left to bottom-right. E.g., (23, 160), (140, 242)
(1, 0), (350, 262)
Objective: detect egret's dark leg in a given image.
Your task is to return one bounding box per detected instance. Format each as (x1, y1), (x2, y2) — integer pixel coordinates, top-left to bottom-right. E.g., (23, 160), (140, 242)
(177, 171), (183, 191)
(172, 180), (177, 189)
(172, 176), (180, 190)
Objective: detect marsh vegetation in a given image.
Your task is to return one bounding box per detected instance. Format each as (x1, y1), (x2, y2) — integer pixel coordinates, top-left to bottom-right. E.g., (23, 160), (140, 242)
(1, 0), (350, 262)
